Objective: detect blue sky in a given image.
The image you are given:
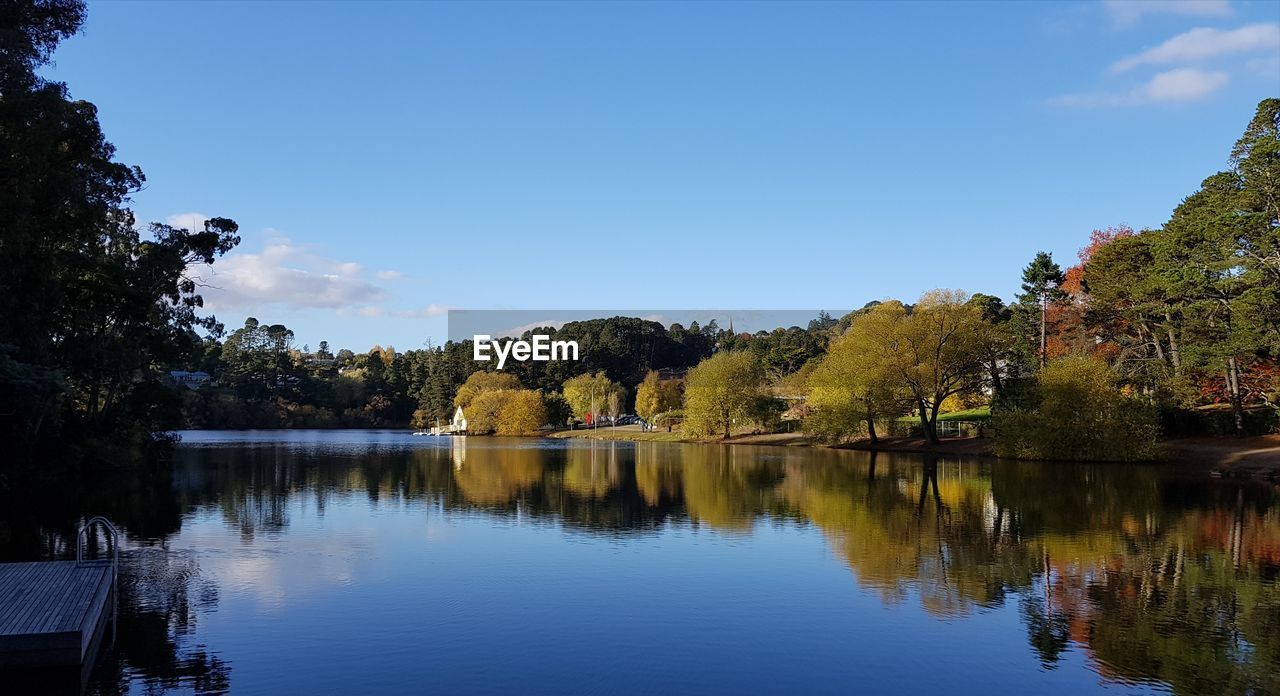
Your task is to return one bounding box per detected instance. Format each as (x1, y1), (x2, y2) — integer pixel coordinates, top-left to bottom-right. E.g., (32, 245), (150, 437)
(44, 1), (1280, 351)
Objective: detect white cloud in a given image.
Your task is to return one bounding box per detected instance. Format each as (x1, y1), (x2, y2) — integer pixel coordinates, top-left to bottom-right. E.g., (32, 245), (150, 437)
(192, 237), (390, 311)
(1141, 66), (1230, 100)
(1112, 23), (1280, 71)
(1050, 67), (1229, 108)
(396, 304), (450, 319)
(165, 212), (210, 231)
(1104, 0), (1232, 28)
(376, 270), (405, 281)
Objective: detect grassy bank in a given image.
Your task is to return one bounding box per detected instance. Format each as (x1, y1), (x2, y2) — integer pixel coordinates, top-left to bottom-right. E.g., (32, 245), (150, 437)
(547, 426), (690, 443)
(547, 424), (988, 455)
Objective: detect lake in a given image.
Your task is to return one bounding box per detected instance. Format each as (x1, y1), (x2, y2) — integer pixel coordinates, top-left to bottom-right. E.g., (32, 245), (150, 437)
(1, 430), (1277, 695)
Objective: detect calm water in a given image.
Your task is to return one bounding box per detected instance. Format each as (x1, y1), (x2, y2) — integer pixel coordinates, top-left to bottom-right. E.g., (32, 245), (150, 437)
(2, 430), (1277, 695)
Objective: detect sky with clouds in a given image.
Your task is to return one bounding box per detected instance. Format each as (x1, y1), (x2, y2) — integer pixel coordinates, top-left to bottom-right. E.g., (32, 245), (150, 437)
(43, 0), (1280, 351)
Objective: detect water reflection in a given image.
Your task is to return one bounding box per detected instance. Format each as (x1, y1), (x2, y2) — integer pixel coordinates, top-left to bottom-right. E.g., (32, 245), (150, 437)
(1, 434), (1276, 695)
(90, 548), (231, 695)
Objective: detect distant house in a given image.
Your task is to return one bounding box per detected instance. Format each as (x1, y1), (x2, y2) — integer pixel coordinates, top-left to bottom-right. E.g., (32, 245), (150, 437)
(168, 370), (211, 390)
(433, 406), (468, 435)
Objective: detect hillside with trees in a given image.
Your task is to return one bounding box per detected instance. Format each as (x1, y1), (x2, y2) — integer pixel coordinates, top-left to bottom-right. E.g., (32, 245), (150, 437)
(0, 0), (1274, 469)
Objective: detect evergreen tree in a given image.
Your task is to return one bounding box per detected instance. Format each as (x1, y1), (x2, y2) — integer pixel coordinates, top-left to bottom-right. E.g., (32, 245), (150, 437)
(1017, 252), (1065, 368)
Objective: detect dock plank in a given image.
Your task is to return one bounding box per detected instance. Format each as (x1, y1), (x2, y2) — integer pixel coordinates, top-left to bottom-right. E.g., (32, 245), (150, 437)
(56, 568), (107, 632)
(0, 560), (114, 668)
(0, 564), (57, 632)
(37, 567), (92, 634)
(0, 564), (35, 625)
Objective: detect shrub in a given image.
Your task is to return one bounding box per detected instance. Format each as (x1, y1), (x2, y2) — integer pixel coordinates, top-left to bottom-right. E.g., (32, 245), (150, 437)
(541, 391), (573, 428)
(993, 356), (1159, 461)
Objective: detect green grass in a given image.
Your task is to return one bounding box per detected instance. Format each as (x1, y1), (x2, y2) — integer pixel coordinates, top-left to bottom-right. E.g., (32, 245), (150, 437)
(938, 407), (991, 421)
(894, 406), (991, 424)
(547, 427), (689, 442)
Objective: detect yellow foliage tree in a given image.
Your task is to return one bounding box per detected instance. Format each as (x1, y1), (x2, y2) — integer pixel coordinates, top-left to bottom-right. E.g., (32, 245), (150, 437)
(466, 388), (547, 435)
(454, 371), (521, 410)
(634, 370), (682, 422)
(684, 351), (763, 439)
(806, 325), (906, 443)
(562, 371), (623, 421)
(852, 291), (989, 444)
(494, 389), (547, 436)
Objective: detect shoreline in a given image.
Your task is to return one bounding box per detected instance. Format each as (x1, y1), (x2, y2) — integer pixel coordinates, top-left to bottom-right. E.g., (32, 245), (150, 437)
(546, 427), (1280, 478)
(171, 426), (1279, 478)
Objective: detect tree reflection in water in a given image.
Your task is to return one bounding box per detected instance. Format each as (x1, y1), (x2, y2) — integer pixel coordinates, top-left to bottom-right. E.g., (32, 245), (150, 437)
(89, 548), (230, 695)
(0, 437), (1275, 695)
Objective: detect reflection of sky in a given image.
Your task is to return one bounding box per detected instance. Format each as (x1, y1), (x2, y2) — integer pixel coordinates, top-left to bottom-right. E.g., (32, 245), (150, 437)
(150, 439), (1176, 694)
(181, 509), (374, 612)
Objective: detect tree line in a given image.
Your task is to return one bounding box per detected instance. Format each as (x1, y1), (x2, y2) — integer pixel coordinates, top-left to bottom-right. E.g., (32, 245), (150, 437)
(0, 2), (1275, 469)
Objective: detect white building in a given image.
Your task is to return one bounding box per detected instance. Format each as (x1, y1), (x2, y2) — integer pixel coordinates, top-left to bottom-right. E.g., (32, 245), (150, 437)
(168, 370), (211, 390)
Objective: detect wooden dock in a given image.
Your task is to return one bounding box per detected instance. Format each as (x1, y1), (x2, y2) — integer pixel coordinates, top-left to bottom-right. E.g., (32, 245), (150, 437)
(0, 559), (115, 669)
(0, 517), (119, 679)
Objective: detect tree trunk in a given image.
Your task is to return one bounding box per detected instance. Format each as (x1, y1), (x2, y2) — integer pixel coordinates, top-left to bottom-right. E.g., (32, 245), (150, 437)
(1227, 357), (1245, 436)
(866, 414), (878, 444)
(919, 399), (939, 446)
(1164, 311), (1181, 373)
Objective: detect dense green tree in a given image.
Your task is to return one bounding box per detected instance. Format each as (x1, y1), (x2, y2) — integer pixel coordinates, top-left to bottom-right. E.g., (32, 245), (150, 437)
(854, 292), (989, 445)
(806, 322), (906, 443)
(966, 293), (1016, 396)
(220, 319), (299, 400)
(540, 391), (573, 427)
(1227, 98), (1280, 354)
(0, 1), (240, 458)
(683, 351), (764, 439)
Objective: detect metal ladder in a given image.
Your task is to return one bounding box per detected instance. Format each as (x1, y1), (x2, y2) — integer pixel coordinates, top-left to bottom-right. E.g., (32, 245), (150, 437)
(76, 516), (119, 642)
